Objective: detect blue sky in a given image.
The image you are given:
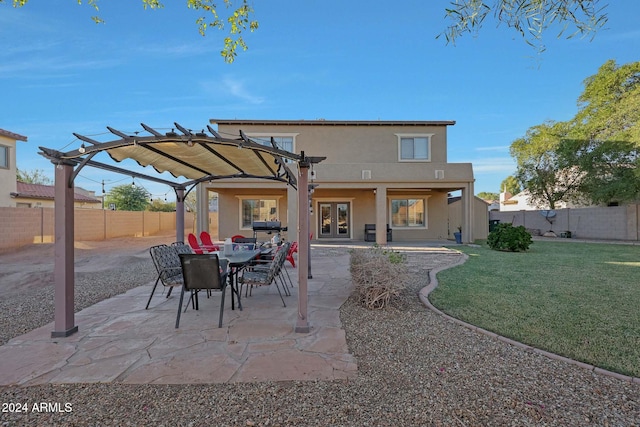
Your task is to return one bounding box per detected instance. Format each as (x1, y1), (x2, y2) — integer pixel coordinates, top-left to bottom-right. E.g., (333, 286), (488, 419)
(2, 1), (639, 200)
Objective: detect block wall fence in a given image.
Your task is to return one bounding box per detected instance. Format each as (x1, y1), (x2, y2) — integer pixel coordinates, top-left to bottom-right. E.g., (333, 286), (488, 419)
(0, 207), (214, 253)
(489, 205), (640, 241)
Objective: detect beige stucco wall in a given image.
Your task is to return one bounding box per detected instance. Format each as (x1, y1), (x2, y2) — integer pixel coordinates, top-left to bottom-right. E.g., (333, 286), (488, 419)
(208, 121), (476, 243)
(0, 135), (18, 207)
(311, 188), (451, 241)
(243, 123), (450, 163)
(448, 197), (490, 241)
(214, 186), (289, 240)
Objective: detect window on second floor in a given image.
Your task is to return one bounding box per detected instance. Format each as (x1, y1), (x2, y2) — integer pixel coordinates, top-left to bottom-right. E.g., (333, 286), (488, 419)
(0, 145), (9, 169)
(396, 134), (433, 162)
(249, 134), (297, 162)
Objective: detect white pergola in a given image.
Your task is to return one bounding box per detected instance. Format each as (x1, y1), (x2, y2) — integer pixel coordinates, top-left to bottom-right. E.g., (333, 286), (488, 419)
(39, 122), (325, 337)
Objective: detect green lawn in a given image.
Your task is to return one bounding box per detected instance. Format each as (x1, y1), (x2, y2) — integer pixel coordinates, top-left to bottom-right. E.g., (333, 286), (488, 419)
(429, 241), (640, 377)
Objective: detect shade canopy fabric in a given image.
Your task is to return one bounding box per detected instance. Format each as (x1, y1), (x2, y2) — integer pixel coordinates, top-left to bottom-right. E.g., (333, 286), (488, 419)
(38, 123), (300, 191)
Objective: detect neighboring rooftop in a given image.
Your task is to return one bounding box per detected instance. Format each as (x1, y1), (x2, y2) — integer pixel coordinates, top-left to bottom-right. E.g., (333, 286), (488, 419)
(0, 129), (28, 142)
(11, 182), (101, 203)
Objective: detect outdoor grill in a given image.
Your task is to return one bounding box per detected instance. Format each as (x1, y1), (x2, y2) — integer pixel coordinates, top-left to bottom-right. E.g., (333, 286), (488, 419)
(252, 221), (287, 238)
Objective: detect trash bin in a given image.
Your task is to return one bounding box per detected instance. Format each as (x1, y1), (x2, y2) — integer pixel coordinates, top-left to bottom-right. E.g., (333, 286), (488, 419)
(489, 219), (500, 232)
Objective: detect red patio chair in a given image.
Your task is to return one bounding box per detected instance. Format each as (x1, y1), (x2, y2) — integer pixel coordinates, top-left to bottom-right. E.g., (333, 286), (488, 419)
(286, 241), (298, 267)
(199, 231), (220, 252)
(187, 233), (206, 254)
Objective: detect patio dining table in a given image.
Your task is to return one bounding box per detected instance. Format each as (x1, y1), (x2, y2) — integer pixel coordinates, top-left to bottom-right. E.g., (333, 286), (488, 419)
(215, 248), (269, 310)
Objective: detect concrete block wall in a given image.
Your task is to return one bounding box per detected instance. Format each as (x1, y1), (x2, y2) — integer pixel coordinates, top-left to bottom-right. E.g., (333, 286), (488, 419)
(489, 205), (640, 241)
(0, 207), (196, 253)
(76, 209), (106, 240)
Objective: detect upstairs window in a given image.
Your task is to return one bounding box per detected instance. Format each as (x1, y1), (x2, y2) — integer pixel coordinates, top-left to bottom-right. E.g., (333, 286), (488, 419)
(250, 134), (297, 162)
(0, 145), (8, 169)
(396, 134), (432, 162)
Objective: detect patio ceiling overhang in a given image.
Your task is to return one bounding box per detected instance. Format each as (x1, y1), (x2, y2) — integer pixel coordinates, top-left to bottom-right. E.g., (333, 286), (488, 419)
(39, 122), (325, 339)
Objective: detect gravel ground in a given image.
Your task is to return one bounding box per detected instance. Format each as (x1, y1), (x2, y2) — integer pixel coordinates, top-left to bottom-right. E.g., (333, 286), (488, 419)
(0, 259), (157, 347)
(1, 248), (639, 426)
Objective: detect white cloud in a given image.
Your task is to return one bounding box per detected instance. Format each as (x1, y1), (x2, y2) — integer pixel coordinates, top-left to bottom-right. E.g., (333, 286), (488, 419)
(470, 157), (517, 173)
(475, 145), (511, 152)
(201, 76), (265, 104)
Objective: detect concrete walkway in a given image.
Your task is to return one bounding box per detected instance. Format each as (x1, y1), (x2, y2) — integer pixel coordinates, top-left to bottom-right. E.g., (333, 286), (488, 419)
(0, 246), (366, 385)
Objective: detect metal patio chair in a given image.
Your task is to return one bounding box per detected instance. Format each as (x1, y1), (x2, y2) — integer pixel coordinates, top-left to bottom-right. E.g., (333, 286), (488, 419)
(147, 244), (184, 309)
(239, 242), (289, 307)
(176, 253), (229, 328)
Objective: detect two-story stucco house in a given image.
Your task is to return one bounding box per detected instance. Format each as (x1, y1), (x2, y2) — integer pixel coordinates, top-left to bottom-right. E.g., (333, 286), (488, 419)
(197, 119), (479, 243)
(0, 128), (28, 207)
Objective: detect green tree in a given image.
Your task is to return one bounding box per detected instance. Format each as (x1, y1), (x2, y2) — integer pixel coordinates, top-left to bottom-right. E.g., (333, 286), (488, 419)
(557, 60), (640, 205)
(440, 0), (607, 53)
(148, 198), (176, 212)
(500, 175), (522, 195)
(4, 0), (257, 63)
(570, 60), (640, 144)
(4, 1), (607, 62)
(510, 60), (640, 207)
(511, 121), (582, 209)
(17, 168), (52, 185)
(104, 184), (150, 211)
(558, 138), (640, 205)
(477, 191), (499, 200)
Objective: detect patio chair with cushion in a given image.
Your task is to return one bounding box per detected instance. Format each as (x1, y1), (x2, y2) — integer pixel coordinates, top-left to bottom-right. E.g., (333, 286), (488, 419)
(254, 242), (298, 296)
(238, 244), (289, 307)
(147, 244), (184, 309)
(176, 253), (229, 328)
(171, 241), (194, 255)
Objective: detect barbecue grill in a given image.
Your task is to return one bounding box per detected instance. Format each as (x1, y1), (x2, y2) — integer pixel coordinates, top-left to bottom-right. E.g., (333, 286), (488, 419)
(252, 221), (288, 239)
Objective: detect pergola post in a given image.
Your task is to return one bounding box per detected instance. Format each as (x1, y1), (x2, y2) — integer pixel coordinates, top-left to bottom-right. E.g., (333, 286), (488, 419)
(176, 187), (185, 243)
(295, 155), (311, 333)
(51, 163), (78, 338)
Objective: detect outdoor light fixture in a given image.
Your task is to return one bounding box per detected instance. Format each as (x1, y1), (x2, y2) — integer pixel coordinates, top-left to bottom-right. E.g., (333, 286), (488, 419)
(187, 138), (194, 147)
(78, 143), (86, 154)
(131, 177), (136, 188)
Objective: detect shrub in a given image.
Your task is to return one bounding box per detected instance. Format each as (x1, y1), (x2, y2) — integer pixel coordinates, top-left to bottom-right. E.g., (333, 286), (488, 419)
(350, 246), (408, 309)
(487, 223), (533, 252)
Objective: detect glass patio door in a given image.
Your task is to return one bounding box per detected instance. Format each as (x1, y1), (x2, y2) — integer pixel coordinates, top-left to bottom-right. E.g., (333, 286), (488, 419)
(318, 202), (350, 238)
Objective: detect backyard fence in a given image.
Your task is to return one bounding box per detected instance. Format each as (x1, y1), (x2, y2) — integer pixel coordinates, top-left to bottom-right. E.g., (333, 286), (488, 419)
(489, 204), (640, 241)
(0, 207), (208, 253)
